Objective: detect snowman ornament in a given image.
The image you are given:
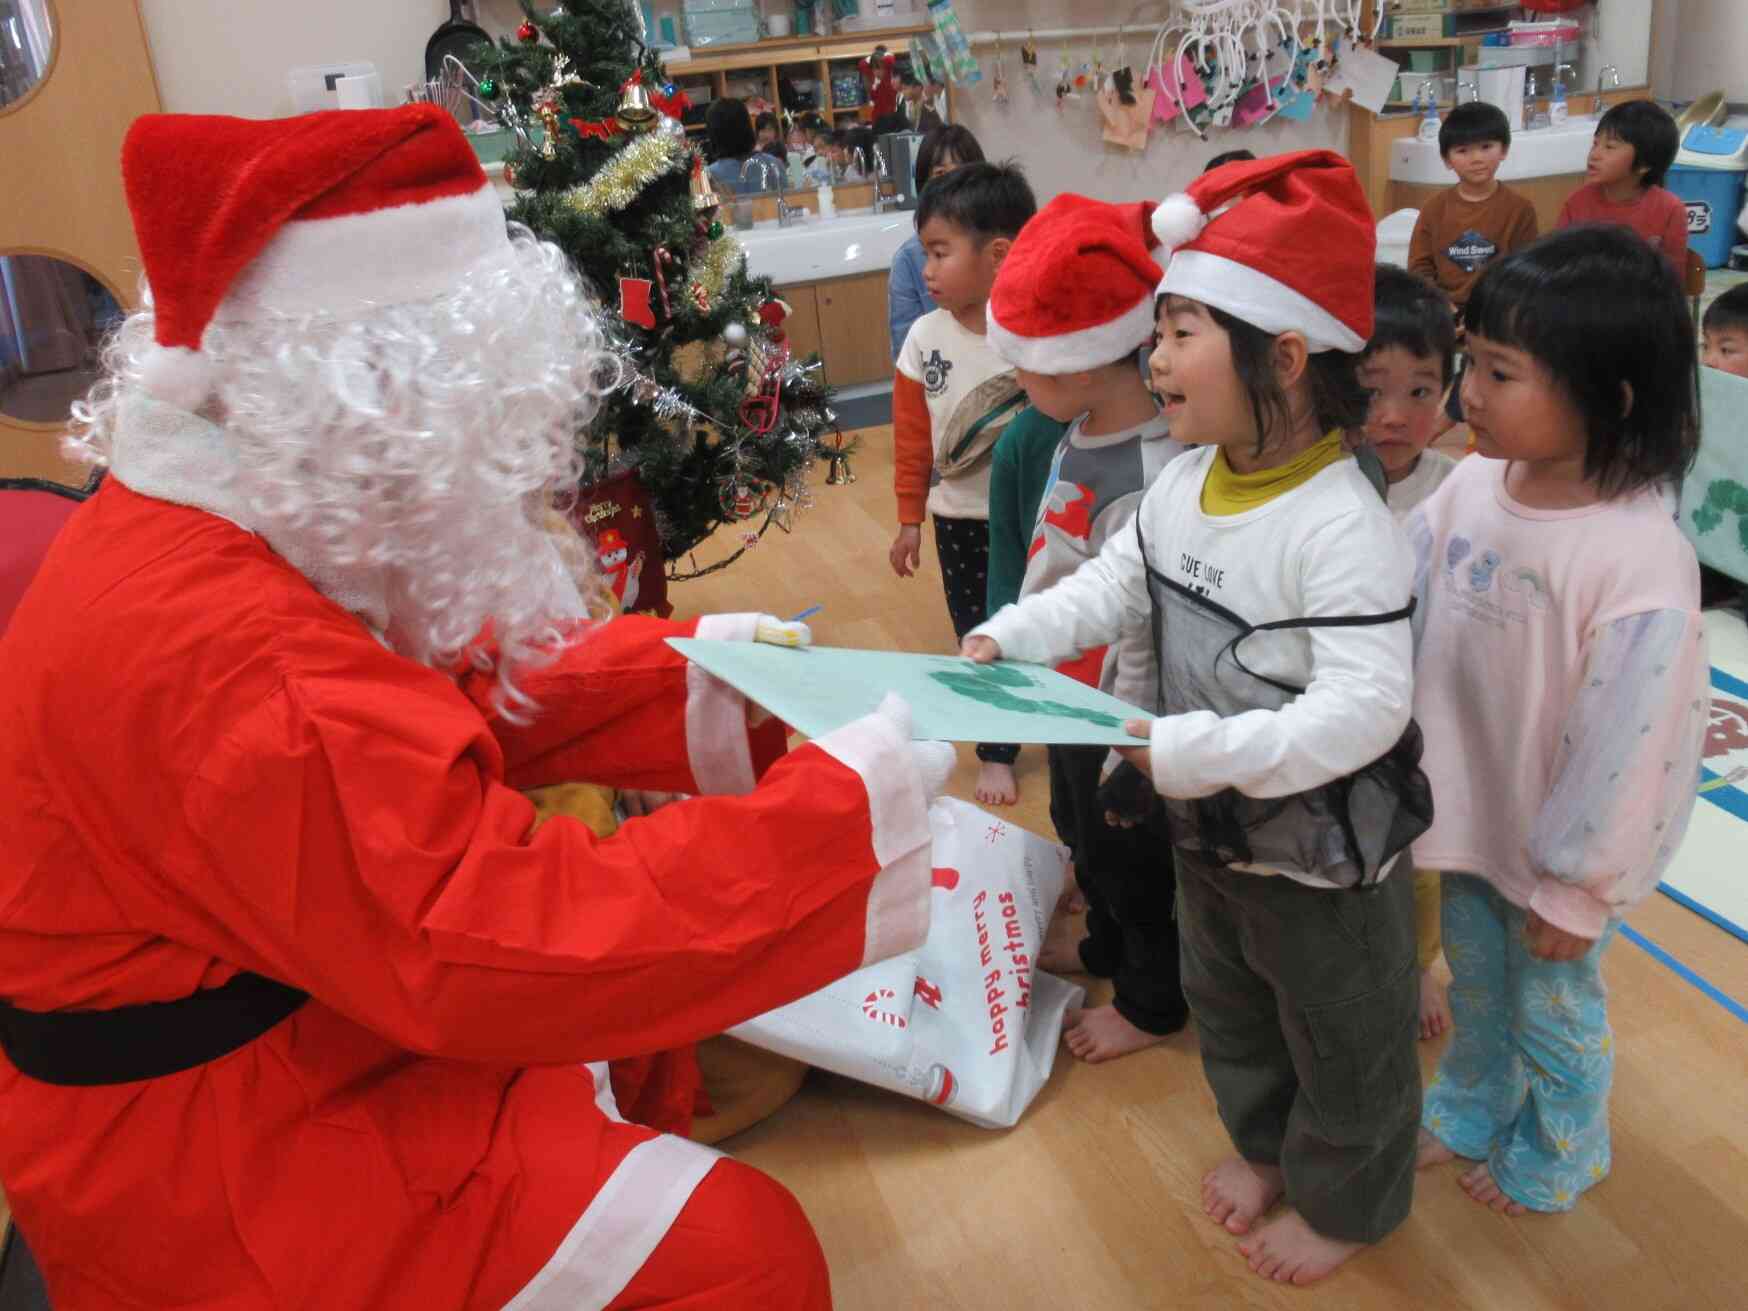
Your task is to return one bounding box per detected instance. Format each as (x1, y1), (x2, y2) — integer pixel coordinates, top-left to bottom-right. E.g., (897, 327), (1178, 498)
(594, 527), (644, 611)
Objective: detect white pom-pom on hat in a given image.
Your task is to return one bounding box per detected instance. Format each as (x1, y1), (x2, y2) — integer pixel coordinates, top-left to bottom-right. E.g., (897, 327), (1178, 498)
(1150, 193), (1207, 251)
(139, 344), (215, 412)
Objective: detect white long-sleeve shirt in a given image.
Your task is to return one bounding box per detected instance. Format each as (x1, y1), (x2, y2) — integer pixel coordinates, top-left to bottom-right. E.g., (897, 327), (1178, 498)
(976, 445), (1415, 885)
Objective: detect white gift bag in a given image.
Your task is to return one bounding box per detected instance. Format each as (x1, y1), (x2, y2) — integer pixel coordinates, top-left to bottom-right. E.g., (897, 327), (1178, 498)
(730, 798), (1083, 1129)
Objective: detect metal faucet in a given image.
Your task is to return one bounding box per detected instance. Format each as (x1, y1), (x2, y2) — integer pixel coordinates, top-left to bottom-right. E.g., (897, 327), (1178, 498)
(1456, 78), (1478, 106)
(869, 144), (896, 215)
(847, 146), (869, 188)
(1595, 63), (1620, 103)
(738, 155), (795, 226)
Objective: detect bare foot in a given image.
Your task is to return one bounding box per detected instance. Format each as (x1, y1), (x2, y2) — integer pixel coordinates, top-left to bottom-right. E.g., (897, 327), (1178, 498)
(1037, 909), (1085, 974)
(1062, 1005), (1170, 1063)
(974, 761), (1018, 806)
(1237, 1211), (1366, 1286)
(1459, 1162), (1528, 1216)
(1419, 968), (1452, 1041)
(1201, 1157), (1285, 1235)
(1416, 1128), (1459, 1170)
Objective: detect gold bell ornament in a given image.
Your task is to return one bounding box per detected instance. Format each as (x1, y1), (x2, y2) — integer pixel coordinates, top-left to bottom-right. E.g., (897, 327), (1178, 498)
(689, 154), (721, 213)
(823, 430), (856, 485)
(616, 74), (658, 130)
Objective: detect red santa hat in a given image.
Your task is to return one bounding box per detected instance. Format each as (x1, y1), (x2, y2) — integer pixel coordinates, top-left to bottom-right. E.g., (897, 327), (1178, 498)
(1149, 149), (1375, 354)
(986, 196), (1163, 374)
(121, 105), (507, 410)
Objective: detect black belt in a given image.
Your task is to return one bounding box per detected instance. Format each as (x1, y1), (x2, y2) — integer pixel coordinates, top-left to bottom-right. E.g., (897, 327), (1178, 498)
(0, 972), (308, 1087)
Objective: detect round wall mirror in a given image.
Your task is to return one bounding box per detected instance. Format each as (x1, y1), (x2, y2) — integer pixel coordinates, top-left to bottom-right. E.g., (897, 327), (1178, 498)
(0, 253), (123, 426)
(0, 0), (56, 113)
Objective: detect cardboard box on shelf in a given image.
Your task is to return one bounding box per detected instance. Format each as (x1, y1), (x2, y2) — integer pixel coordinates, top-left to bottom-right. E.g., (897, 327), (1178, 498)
(1389, 13), (1449, 41)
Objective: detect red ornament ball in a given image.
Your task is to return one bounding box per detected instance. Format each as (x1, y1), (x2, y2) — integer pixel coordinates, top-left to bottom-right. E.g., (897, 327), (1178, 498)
(517, 20), (539, 43)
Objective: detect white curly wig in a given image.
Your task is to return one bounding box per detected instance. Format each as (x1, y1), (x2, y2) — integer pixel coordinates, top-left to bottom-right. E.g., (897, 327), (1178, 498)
(66, 224), (621, 719)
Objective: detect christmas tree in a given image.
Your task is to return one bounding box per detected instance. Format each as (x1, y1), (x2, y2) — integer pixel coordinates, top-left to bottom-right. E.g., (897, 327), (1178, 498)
(471, 0), (841, 584)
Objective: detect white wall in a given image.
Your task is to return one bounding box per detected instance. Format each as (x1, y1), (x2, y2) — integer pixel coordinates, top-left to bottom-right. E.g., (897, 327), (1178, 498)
(1666, 0), (1748, 103)
(137, 0), (536, 118)
(930, 0), (1348, 208)
(137, 0), (1348, 205)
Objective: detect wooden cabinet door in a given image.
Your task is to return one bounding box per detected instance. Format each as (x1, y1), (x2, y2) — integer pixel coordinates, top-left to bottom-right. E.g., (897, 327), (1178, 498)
(779, 284), (824, 369)
(0, 0), (161, 487)
(815, 272), (891, 388)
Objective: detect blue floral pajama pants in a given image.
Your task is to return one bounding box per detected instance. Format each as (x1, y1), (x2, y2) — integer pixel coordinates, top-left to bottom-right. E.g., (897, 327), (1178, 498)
(1421, 873), (1619, 1213)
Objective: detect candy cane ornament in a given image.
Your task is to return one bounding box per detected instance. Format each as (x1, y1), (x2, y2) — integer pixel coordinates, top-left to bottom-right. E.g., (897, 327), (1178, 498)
(862, 986), (908, 1028)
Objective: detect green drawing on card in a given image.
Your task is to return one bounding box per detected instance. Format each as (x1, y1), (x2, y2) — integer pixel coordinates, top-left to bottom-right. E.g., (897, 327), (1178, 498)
(1691, 478), (1748, 551)
(928, 665), (1126, 728)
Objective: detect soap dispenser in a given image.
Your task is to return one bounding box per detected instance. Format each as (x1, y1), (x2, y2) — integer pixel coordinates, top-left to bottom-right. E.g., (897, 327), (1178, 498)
(1416, 82), (1442, 144)
(1549, 62), (1572, 127)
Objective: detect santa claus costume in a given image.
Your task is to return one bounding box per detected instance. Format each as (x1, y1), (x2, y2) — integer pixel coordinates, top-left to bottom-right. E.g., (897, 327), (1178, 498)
(0, 106), (952, 1310)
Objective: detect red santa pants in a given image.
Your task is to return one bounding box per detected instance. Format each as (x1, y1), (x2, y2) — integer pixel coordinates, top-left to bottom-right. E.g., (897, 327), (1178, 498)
(604, 1156), (831, 1310)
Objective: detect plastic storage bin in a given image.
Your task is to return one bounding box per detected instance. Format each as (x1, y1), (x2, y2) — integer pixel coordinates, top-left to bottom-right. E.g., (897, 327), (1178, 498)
(1668, 123), (1748, 268)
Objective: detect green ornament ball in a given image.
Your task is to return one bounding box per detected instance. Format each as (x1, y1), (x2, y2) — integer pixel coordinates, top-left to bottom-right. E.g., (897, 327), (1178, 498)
(478, 77), (499, 101)
(707, 220), (724, 240)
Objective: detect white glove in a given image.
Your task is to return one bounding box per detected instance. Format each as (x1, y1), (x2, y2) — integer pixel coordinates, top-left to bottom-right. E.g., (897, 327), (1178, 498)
(874, 691), (955, 806)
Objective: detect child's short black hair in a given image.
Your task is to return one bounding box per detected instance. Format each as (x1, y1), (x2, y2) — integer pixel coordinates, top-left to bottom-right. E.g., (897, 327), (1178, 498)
(1367, 266), (1458, 385)
(705, 97), (757, 160)
(914, 124), (985, 192)
(1595, 99), (1680, 189)
(1203, 149), (1256, 172)
(1438, 101), (1512, 157)
(1466, 224), (1698, 498)
(914, 161), (1036, 242)
(1704, 282), (1748, 336)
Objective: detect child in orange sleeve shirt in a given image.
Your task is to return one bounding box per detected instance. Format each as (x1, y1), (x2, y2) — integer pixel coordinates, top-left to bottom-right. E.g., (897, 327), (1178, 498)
(889, 162), (1037, 804)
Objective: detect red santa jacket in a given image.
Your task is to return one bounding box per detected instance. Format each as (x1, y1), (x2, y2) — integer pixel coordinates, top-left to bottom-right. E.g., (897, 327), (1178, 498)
(0, 478), (933, 1309)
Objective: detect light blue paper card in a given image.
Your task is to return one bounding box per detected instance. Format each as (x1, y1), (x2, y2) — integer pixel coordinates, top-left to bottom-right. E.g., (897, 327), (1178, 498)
(1682, 364), (1748, 588)
(666, 639), (1154, 746)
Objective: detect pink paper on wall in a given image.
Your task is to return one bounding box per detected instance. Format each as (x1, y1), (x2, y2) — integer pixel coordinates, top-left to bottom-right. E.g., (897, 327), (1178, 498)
(1234, 74), (1290, 128)
(1148, 55), (1206, 124)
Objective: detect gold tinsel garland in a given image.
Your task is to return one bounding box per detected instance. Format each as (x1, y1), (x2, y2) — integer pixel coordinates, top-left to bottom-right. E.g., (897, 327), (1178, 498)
(565, 131), (690, 217)
(685, 232), (743, 311)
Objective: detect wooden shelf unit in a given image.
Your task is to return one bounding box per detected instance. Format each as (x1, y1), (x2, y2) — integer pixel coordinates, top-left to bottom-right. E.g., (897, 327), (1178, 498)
(664, 24), (948, 135)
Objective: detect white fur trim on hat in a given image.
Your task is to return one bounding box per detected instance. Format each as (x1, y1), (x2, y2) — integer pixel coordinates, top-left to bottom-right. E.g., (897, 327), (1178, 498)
(986, 294), (1157, 374)
(213, 183), (510, 326)
(1150, 194), (1207, 251)
(1161, 249), (1366, 354)
(140, 344), (215, 410)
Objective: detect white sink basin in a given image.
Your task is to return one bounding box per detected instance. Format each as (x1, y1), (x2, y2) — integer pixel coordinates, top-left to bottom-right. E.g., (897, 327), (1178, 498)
(1390, 117), (1599, 186)
(733, 210), (915, 286)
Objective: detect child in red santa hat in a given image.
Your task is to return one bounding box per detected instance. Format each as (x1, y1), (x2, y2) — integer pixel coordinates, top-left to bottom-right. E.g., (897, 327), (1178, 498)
(982, 193), (1190, 1065)
(966, 150), (1429, 1285)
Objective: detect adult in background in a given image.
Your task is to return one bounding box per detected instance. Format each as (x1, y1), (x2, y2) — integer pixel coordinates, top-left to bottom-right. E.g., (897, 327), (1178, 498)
(0, 105), (950, 1311)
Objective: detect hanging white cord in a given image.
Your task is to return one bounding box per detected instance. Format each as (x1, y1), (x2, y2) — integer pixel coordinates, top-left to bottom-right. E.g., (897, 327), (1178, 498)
(1253, 3), (1294, 106)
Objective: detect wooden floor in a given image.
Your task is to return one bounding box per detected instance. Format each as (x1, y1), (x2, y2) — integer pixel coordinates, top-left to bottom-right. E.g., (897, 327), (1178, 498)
(678, 428), (1748, 1311)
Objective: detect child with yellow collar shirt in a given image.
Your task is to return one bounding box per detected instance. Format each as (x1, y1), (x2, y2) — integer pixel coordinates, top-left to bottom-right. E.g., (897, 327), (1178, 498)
(966, 152), (1430, 1287)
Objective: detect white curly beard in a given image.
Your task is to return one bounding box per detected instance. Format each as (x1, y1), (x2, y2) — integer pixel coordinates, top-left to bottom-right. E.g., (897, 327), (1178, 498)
(68, 226), (623, 719)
